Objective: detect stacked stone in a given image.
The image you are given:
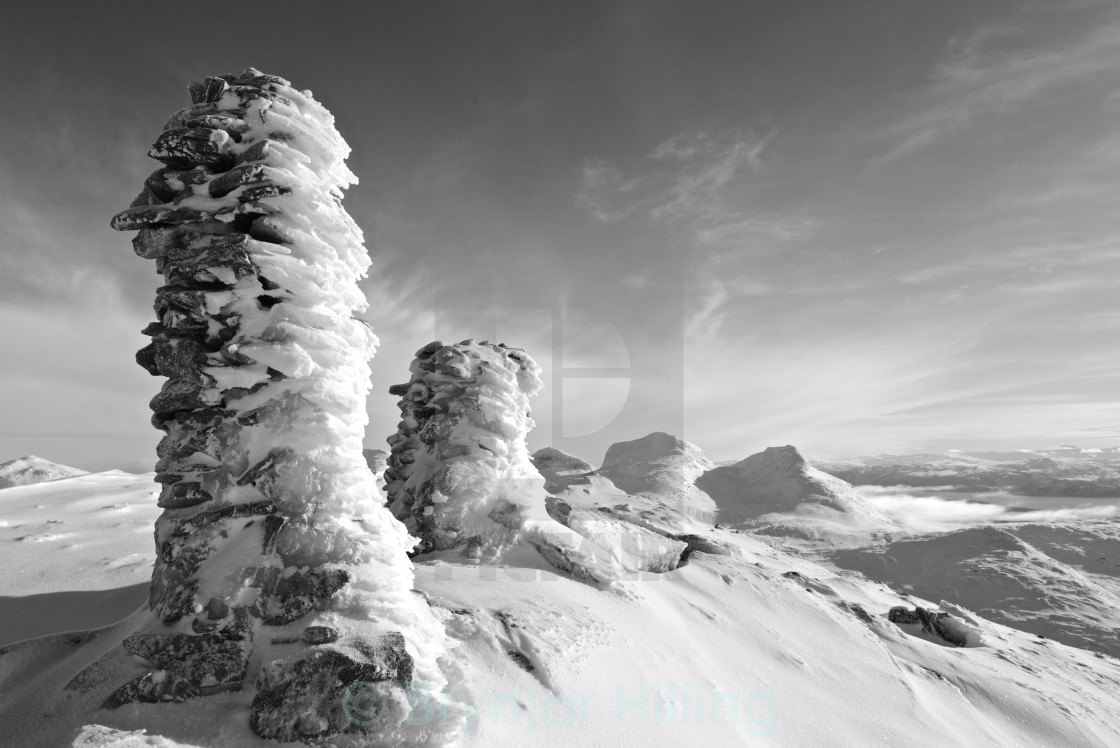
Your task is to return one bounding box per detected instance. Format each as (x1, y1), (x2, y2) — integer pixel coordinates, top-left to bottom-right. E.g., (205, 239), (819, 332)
(385, 340), (547, 556)
(107, 69), (442, 742)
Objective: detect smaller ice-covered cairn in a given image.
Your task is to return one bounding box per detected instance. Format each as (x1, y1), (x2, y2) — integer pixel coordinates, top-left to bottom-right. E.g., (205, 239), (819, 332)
(106, 68), (456, 743)
(385, 340), (549, 558)
(384, 340), (675, 581)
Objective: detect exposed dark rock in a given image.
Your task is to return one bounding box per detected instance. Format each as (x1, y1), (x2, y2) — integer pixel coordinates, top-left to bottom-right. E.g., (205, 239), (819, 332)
(671, 533), (734, 561)
(526, 534), (613, 585)
(302, 625), (341, 645)
(888, 606), (922, 625)
(250, 633), (411, 741)
(102, 632), (252, 709)
(506, 649), (535, 672)
(188, 76), (232, 105)
(149, 379), (216, 416)
(157, 482), (213, 510)
(148, 127), (234, 169)
(207, 163), (279, 197)
(253, 567), (350, 626)
(544, 497), (572, 525)
(157, 232), (258, 286)
(889, 605), (968, 647)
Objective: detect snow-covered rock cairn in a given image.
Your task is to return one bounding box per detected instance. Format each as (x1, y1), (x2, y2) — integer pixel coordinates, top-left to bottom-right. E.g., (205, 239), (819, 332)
(109, 69), (454, 743)
(385, 340), (549, 558)
(383, 341), (673, 582)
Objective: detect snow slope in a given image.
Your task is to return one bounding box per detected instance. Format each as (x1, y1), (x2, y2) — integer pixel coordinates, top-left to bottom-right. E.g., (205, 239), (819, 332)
(0, 472), (159, 648)
(0, 471), (159, 598)
(4, 524), (1120, 747)
(4, 448), (1120, 746)
(0, 456), (88, 488)
(831, 521), (1120, 659)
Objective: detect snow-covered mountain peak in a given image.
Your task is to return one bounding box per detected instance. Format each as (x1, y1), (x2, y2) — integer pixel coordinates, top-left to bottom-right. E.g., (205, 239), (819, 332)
(0, 455), (88, 489)
(600, 431), (709, 468)
(696, 445), (899, 540)
(736, 444), (809, 472)
(596, 432), (716, 516)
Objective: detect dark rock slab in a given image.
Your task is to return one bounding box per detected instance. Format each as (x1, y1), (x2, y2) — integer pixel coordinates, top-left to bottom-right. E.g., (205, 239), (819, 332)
(149, 128), (234, 169)
(150, 380), (216, 416)
(302, 625), (340, 645)
(249, 633), (411, 741)
(102, 632), (252, 709)
(253, 567), (350, 626)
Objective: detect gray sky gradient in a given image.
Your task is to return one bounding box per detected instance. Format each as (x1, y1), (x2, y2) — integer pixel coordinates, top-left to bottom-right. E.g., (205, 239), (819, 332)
(1, 1), (1118, 471)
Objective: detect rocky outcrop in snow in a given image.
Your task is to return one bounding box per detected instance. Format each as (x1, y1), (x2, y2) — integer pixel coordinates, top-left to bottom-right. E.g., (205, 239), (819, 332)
(888, 606), (973, 647)
(107, 68), (452, 742)
(532, 446), (593, 493)
(385, 340), (549, 557)
(0, 456), (87, 488)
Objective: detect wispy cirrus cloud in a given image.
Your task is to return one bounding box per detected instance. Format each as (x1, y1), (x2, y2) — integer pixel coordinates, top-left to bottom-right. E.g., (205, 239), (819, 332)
(872, 3), (1120, 163)
(578, 129), (822, 345)
(577, 130), (774, 224)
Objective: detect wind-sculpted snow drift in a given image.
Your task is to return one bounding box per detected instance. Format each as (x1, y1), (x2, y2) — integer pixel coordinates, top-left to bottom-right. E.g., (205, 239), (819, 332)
(102, 68), (457, 743)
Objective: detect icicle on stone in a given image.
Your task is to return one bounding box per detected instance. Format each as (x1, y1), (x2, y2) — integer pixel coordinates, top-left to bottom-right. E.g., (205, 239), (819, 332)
(108, 68), (453, 742)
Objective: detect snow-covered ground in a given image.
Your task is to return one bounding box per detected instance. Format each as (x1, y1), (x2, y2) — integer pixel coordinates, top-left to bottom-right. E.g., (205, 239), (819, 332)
(0, 470), (159, 648)
(3, 443), (1120, 747)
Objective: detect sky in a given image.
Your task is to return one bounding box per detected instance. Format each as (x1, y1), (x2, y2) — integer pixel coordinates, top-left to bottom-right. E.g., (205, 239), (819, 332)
(1, 0), (1118, 471)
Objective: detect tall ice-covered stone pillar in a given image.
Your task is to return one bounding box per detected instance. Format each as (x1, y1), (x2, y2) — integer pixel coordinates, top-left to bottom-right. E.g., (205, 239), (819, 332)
(109, 68), (451, 742)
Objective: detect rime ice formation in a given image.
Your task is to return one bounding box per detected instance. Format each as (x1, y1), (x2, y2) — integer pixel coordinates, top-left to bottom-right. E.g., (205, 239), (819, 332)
(383, 341), (656, 581)
(107, 68), (453, 743)
(385, 340), (550, 557)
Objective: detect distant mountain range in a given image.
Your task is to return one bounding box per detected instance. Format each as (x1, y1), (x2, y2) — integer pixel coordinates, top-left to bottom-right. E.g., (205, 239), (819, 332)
(817, 447), (1120, 497)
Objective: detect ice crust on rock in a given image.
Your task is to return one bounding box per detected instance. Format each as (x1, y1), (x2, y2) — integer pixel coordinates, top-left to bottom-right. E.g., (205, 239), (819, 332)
(108, 68), (455, 742)
(385, 341), (632, 581)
